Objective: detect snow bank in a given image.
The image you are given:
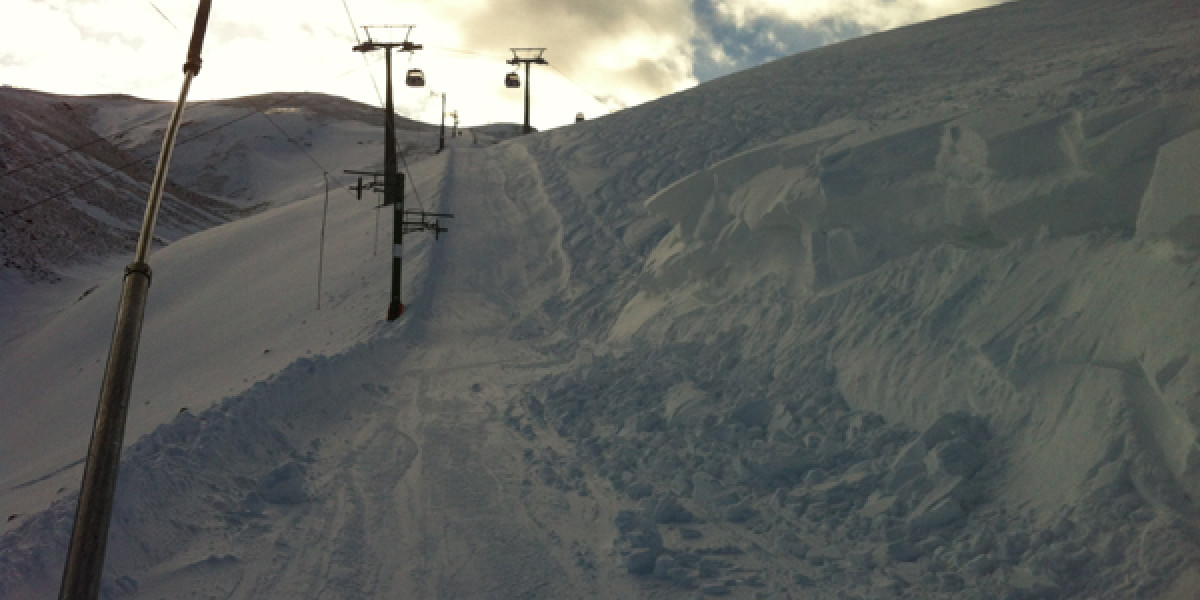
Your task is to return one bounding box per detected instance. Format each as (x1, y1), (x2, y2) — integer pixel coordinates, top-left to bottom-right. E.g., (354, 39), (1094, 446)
(621, 93), (1200, 513)
(4, 0), (1200, 597)
(1138, 127), (1200, 242)
(518, 1), (1200, 596)
(0, 145), (449, 532)
(643, 95), (1200, 293)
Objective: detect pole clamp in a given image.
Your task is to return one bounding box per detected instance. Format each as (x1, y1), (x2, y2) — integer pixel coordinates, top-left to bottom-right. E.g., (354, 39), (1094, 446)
(125, 261), (153, 284)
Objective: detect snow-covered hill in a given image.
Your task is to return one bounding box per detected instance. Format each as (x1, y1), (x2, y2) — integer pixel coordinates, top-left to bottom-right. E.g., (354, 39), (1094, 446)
(0, 88), (233, 285)
(0, 89), (441, 287)
(3, 0), (1200, 597)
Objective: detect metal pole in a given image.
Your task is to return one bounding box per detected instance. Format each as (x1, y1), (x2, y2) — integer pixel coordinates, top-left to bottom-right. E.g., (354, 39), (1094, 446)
(387, 173), (405, 320)
(317, 173), (329, 310)
(383, 48), (398, 209)
(383, 47), (404, 320)
(58, 2), (211, 599)
(523, 60), (532, 134)
(438, 93), (446, 153)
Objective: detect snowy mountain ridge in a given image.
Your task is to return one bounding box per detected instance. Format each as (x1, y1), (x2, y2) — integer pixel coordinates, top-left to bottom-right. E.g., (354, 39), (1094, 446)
(0, 88), (443, 288)
(3, 0), (1200, 597)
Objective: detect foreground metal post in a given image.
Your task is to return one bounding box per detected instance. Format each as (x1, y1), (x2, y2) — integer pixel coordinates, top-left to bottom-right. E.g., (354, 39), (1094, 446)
(58, 2), (211, 598)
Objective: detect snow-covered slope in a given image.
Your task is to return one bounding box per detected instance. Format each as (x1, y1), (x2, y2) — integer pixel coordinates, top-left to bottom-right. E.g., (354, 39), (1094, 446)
(0, 89), (440, 289)
(85, 92), (441, 210)
(0, 90), (442, 354)
(3, 0), (1200, 597)
(0, 88), (234, 285)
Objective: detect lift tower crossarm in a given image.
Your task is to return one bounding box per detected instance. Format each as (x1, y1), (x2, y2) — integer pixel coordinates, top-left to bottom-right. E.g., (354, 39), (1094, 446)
(344, 169), (385, 200)
(353, 24), (422, 53)
(507, 47), (548, 134)
(353, 39), (423, 53)
(352, 26), (450, 320)
(507, 47), (548, 64)
(354, 25), (416, 319)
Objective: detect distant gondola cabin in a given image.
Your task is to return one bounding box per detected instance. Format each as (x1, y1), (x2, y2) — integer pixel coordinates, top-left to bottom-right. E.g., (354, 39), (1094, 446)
(406, 69), (425, 87)
(575, 112), (585, 123)
(505, 73), (520, 88)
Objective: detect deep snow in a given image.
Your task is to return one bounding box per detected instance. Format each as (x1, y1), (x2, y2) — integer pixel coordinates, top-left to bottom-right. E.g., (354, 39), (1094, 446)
(3, 0), (1200, 597)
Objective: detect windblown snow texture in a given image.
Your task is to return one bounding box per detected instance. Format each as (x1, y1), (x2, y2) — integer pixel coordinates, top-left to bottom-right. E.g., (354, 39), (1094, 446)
(3, 0), (1200, 598)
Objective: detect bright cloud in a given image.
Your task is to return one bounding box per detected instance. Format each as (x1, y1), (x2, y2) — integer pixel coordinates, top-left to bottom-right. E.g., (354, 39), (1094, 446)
(0, 0), (1004, 130)
(714, 0), (1003, 30)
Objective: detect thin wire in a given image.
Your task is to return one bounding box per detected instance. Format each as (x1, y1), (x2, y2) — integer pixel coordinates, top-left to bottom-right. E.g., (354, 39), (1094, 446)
(397, 151), (425, 212)
(309, 2), (435, 217)
(0, 0), (182, 194)
(428, 43), (621, 109)
(549, 64), (625, 109)
(364, 56), (385, 107)
(426, 45), (497, 60)
(253, 106), (333, 175)
(340, 0), (361, 43)
(338, 0), (384, 110)
(317, 172), (329, 310)
(4, 1), (373, 223)
(2, 91), (370, 223)
(2, 106), (265, 222)
(1, 108), (172, 181)
(341, 16), (428, 214)
(147, 1), (181, 31)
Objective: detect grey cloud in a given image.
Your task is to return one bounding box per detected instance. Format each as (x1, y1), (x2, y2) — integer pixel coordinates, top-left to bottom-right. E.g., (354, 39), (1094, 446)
(433, 0), (697, 106)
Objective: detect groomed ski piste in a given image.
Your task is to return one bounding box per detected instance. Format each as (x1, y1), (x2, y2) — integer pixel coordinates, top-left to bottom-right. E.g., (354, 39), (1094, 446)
(3, 0), (1200, 597)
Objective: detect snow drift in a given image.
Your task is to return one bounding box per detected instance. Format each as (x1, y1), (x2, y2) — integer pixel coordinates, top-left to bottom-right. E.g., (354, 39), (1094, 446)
(3, 0), (1200, 598)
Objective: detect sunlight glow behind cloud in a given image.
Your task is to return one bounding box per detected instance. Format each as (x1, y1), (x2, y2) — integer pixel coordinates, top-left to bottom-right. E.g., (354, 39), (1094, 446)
(0, 0), (1003, 131)
(715, 0), (1001, 30)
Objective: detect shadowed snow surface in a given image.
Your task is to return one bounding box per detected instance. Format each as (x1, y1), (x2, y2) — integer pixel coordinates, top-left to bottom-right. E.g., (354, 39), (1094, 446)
(3, 0), (1200, 598)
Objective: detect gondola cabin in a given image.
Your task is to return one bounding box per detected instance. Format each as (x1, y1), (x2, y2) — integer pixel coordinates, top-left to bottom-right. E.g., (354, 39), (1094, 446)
(406, 69), (425, 87)
(575, 112), (585, 123)
(505, 72), (520, 88)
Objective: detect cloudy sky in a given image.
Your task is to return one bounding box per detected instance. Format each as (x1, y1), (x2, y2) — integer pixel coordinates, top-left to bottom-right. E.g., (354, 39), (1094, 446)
(1, 0), (1001, 130)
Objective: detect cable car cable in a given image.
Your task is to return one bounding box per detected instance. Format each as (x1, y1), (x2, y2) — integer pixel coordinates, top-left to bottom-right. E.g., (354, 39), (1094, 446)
(0, 108), (174, 181)
(1, 93), (317, 223)
(549, 64), (624, 110)
(425, 45), (495, 60)
(337, 0), (385, 106)
(0, 108), (258, 222)
(340, 0), (362, 44)
(2, 58), (366, 191)
(397, 151), (426, 213)
(252, 105), (338, 179)
(147, 1), (181, 32)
